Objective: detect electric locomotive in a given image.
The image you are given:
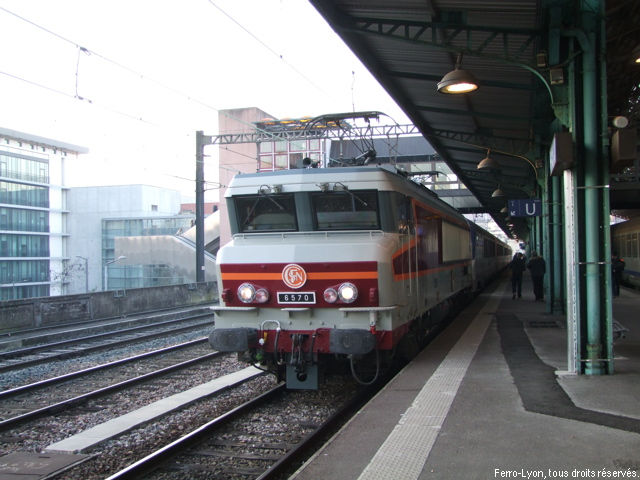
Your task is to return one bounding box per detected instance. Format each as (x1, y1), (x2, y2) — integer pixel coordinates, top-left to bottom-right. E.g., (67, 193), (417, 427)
(209, 165), (510, 389)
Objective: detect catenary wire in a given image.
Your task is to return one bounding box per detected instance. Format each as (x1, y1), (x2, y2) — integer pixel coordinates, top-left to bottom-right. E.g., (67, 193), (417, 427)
(205, 0), (330, 97)
(0, 5), (337, 140)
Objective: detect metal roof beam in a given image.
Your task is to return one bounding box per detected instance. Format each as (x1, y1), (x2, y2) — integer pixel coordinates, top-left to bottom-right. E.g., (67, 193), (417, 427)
(458, 206), (491, 214)
(347, 17), (540, 62)
(416, 104), (531, 122)
(432, 128), (530, 144)
(431, 129), (531, 155)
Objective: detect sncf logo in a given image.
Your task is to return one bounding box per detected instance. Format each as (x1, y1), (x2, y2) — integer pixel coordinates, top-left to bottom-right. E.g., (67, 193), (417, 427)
(282, 264), (307, 289)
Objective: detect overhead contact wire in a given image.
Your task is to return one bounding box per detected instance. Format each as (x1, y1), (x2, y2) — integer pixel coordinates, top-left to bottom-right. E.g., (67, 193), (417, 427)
(0, 5), (288, 140)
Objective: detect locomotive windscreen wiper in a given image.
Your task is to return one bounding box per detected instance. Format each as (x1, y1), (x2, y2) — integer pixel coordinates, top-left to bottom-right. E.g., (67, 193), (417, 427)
(258, 185), (285, 207)
(260, 192), (285, 211)
(333, 182), (368, 207)
(242, 188), (285, 227)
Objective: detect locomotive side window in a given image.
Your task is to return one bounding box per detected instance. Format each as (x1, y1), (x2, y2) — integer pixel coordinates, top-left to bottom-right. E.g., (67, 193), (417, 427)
(235, 194), (297, 232)
(441, 221), (471, 262)
(384, 191), (414, 234)
(483, 235), (496, 257)
(312, 190), (379, 230)
(414, 204), (441, 268)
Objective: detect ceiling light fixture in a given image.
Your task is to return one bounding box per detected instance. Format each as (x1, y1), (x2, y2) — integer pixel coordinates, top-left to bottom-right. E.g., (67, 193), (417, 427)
(491, 187), (505, 198)
(477, 149), (498, 169)
(633, 44), (640, 64)
(437, 53), (479, 94)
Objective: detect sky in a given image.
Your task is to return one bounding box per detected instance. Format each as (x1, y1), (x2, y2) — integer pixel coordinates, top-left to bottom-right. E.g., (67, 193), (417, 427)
(0, 0), (410, 201)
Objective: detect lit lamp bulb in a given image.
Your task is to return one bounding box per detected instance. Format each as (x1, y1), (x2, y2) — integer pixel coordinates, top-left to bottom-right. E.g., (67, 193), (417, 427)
(437, 53), (479, 94)
(437, 70), (479, 94)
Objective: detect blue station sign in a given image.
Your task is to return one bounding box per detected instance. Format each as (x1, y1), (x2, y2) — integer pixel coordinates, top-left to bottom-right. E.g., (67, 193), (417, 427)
(508, 199), (542, 217)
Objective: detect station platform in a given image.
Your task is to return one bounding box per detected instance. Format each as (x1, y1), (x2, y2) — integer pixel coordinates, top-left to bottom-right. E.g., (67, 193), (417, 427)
(291, 275), (640, 480)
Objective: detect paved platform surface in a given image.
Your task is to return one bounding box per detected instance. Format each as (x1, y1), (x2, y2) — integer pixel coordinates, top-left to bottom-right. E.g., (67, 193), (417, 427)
(291, 276), (640, 480)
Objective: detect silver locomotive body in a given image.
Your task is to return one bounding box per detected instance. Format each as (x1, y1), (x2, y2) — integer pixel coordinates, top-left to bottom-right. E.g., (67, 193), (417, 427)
(209, 166), (510, 388)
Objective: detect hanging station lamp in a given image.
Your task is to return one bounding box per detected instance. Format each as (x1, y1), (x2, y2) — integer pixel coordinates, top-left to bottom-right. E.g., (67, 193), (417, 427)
(477, 149), (499, 169)
(437, 53), (479, 94)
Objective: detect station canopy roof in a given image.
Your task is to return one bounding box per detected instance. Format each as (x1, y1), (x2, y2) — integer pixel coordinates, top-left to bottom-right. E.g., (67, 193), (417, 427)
(310, 0), (640, 239)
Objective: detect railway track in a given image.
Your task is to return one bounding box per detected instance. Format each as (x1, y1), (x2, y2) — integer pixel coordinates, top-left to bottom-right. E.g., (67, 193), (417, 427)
(0, 313), (214, 373)
(0, 366), (277, 480)
(0, 345), (225, 431)
(0, 338), (209, 399)
(0, 304), (210, 338)
(0, 305), (212, 351)
(105, 382), (368, 480)
(0, 345), (376, 480)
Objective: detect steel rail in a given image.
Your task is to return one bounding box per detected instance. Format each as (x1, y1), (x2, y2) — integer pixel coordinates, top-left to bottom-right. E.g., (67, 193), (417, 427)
(104, 385), (286, 480)
(0, 318), (214, 373)
(106, 382), (378, 480)
(0, 351), (224, 431)
(0, 313), (212, 360)
(0, 337), (208, 399)
(0, 305), (211, 338)
(256, 385), (378, 480)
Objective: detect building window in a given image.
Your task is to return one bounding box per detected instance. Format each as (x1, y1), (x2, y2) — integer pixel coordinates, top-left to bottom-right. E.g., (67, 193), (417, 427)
(290, 140), (306, 151)
(0, 207), (49, 232)
(0, 234), (49, 257)
(0, 152), (49, 183)
(260, 156), (273, 170)
(275, 154), (288, 170)
(257, 138), (324, 172)
(0, 181), (49, 208)
(259, 142), (273, 153)
(0, 259), (49, 283)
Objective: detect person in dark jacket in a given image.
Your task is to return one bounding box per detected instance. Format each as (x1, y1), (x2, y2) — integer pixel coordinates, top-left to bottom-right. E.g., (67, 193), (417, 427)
(527, 251), (546, 301)
(509, 252), (526, 299)
(612, 252), (625, 297)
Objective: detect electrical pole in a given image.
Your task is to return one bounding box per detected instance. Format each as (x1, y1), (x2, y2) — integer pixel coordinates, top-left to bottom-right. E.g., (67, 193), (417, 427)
(195, 131), (207, 283)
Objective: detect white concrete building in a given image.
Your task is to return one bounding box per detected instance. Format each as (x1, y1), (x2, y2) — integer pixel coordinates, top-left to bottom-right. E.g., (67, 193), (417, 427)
(67, 185), (192, 293)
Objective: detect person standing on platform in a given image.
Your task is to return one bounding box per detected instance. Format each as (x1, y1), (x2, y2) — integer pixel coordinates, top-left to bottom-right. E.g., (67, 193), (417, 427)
(527, 251), (546, 301)
(509, 252), (526, 299)
(611, 252), (625, 297)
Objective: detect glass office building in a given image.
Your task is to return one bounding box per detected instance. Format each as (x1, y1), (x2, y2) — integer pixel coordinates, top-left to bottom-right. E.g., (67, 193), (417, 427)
(0, 127), (87, 300)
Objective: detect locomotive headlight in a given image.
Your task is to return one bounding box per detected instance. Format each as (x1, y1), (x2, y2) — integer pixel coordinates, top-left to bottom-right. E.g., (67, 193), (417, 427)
(323, 287), (338, 303)
(338, 283), (358, 303)
(237, 283), (256, 303)
(254, 288), (269, 303)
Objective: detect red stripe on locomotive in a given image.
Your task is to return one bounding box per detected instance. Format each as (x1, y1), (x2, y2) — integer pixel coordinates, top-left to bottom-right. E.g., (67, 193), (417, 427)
(257, 325), (402, 354)
(220, 261), (379, 307)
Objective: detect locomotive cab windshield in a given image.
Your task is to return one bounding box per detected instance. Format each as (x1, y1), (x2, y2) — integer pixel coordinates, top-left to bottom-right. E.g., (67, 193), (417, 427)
(235, 193), (297, 232)
(312, 189), (379, 230)
(230, 187), (381, 233)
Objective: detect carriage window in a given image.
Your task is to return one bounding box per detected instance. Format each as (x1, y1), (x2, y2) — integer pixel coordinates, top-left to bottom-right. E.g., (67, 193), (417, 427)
(312, 190), (379, 230)
(235, 194), (297, 232)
